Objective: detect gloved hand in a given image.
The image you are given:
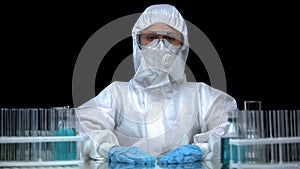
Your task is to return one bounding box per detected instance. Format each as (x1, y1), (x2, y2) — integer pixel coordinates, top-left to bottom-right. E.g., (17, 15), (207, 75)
(157, 144), (202, 164)
(108, 146), (155, 165)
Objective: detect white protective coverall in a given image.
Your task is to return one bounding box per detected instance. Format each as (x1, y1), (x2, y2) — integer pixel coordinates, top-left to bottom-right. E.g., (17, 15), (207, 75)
(75, 4), (238, 161)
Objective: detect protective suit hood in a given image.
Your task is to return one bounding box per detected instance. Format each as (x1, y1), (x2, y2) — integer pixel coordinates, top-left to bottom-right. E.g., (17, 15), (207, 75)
(131, 4), (190, 88)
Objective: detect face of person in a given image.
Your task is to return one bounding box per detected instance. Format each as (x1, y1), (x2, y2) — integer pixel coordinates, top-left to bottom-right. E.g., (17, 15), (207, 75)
(138, 23), (183, 46)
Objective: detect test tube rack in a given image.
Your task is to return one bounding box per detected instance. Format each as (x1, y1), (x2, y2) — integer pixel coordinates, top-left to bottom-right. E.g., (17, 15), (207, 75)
(0, 136), (87, 167)
(0, 107), (87, 167)
(229, 136), (300, 169)
(228, 109), (300, 169)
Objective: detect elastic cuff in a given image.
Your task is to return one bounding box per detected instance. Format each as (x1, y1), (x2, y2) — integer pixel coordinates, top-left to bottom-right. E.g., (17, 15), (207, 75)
(195, 143), (210, 159)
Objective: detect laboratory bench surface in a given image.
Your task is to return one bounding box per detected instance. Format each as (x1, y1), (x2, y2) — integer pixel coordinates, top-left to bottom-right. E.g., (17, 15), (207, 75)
(0, 159), (218, 169)
(1, 160), (300, 169)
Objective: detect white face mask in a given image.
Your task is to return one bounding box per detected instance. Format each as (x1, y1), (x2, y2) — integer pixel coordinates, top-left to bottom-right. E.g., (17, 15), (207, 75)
(141, 38), (182, 71)
(130, 38), (186, 88)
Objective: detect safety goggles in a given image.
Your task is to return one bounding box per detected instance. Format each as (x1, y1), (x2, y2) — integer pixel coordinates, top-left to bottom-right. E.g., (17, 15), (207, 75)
(137, 30), (183, 46)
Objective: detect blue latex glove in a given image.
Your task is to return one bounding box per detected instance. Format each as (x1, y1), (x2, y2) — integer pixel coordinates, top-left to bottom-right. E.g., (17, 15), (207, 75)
(157, 144), (202, 164)
(108, 146), (155, 165)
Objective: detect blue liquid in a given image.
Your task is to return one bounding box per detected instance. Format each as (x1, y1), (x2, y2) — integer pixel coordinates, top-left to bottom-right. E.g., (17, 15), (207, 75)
(66, 128), (76, 160)
(221, 137), (240, 167)
(56, 128), (76, 160)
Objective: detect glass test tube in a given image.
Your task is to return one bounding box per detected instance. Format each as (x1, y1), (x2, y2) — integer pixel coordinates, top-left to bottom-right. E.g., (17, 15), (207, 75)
(30, 108), (38, 161)
(278, 110), (286, 163)
(262, 109), (270, 163)
(67, 108), (77, 160)
(290, 110), (296, 162)
(39, 108), (48, 161)
(50, 108), (57, 161)
(15, 108), (24, 161)
(284, 110), (290, 162)
(56, 108), (66, 160)
(296, 110), (300, 161)
(10, 108), (16, 161)
(0, 108), (7, 161)
(19, 108), (26, 161)
(46, 108), (51, 160)
(273, 110), (279, 163)
(244, 101), (262, 163)
(5, 108), (12, 161)
(24, 108), (30, 161)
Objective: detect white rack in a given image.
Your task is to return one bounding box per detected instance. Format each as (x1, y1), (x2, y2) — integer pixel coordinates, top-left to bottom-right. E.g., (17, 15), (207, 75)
(229, 137), (300, 169)
(0, 136), (87, 167)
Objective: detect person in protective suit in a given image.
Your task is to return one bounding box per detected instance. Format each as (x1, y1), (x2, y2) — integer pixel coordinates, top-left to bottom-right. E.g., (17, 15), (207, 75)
(76, 4), (238, 165)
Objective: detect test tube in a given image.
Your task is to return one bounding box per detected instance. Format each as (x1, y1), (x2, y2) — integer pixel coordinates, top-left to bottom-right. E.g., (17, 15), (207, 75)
(274, 110), (280, 163)
(262, 109), (270, 163)
(279, 110), (287, 162)
(24, 108), (30, 161)
(56, 108), (66, 160)
(30, 108), (38, 161)
(18, 108), (25, 161)
(15, 108), (23, 161)
(268, 110), (273, 163)
(39, 108), (48, 161)
(0, 108), (7, 161)
(290, 110), (296, 162)
(5, 108), (12, 161)
(284, 110), (290, 162)
(296, 110), (300, 161)
(11, 108), (16, 161)
(50, 108), (57, 160)
(67, 108), (77, 160)
(244, 101), (262, 163)
(255, 109), (264, 163)
(46, 108), (51, 160)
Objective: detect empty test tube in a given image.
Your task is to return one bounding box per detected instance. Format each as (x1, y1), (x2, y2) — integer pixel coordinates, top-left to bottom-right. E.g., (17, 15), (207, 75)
(244, 101), (262, 163)
(50, 108), (57, 160)
(16, 108), (24, 161)
(24, 108), (30, 161)
(5, 108), (12, 161)
(38, 108), (48, 161)
(0, 108), (7, 161)
(30, 108), (39, 161)
(296, 109), (300, 161)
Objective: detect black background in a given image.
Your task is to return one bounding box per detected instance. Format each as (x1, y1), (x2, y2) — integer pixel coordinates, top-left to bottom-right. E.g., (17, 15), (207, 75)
(0, 1), (299, 110)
